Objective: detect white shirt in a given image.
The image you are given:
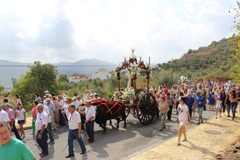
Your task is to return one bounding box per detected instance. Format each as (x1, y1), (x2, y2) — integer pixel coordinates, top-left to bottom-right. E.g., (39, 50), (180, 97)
(90, 92), (96, 96)
(43, 99), (53, 105)
(85, 106), (95, 121)
(216, 100), (222, 108)
(63, 103), (69, 112)
(0, 109), (10, 122)
(178, 104), (189, 121)
(16, 108), (25, 121)
(35, 111), (48, 131)
(45, 102), (55, 115)
(77, 100), (83, 106)
(67, 111), (81, 130)
(58, 99), (63, 106)
(44, 105), (51, 123)
(83, 93), (89, 102)
(72, 100), (78, 107)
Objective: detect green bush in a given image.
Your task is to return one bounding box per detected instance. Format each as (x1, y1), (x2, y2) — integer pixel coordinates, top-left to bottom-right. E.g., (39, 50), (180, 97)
(221, 66), (227, 71)
(67, 89), (74, 97)
(203, 64), (208, 69)
(201, 71), (207, 76)
(2, 91), (10, 97)
(187, 72), (192, 78)
(209, 59), (214, 64)
(198, 62), (203, 68)
(190, 67), (195, 72)
(193, 64), (198, 70)
(107, 92), (113, 101)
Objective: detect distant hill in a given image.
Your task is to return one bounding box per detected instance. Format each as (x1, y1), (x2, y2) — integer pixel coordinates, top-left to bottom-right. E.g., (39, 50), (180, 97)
(0, 59), (116, 90)
(158, 37), (236, 81)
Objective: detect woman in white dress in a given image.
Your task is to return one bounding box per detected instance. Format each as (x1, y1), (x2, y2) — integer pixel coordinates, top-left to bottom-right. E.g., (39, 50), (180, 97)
(16, 103), (26, 139)
(177, 97), (192, 145)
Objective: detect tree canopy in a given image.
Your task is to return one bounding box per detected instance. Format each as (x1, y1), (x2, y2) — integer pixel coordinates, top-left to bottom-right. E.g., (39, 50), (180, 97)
(12, 61), (60, 108)
(230, 2), (240, 82)
(58, 74), (68, 83)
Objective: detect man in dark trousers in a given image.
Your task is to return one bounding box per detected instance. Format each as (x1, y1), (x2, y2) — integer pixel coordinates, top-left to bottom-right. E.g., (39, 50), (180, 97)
(185, 92), (195, 121)
(166, 93), (174, 121)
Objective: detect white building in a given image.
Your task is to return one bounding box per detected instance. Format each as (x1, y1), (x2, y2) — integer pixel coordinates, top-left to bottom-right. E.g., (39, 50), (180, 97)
(69, 74), (88, 83)
(91, 68), (112, 80)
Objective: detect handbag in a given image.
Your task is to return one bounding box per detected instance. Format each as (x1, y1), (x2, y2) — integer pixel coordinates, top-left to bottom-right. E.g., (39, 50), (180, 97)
(211, 95), (215, 99)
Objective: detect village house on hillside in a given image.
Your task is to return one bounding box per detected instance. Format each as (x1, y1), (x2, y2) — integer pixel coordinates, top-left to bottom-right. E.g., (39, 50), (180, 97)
(91, 68), (112, 80)
(68, 74), (88, 83)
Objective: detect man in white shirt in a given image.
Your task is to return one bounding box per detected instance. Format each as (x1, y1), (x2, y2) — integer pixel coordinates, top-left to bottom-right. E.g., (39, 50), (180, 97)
(43, 102), (55, 144)
(79, 100), (95, 143)
(77, 96), (83, 107)
(35, 104), (49, 157)
(45, 98), (57, 131)
(43, 94), (51, 105)
(0, 105), (10, 123)
(64, 104), (86, 158)
(90, 89), (96, 97)
(72, 97), (78, 107)
(63, 98), (72, 127)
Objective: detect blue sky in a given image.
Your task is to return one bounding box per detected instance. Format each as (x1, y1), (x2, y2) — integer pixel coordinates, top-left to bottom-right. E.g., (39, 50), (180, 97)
(0, 0), (237, 64)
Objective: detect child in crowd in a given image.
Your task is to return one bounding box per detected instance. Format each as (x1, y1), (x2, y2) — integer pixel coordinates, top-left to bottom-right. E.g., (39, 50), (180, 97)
(215, 96), (222, 118)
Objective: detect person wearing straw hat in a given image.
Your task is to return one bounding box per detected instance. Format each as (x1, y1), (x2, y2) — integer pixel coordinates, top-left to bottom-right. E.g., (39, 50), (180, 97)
(79, 100), (95, 143)
(62, 98), (72, 127)
(83, 90), (90, 102)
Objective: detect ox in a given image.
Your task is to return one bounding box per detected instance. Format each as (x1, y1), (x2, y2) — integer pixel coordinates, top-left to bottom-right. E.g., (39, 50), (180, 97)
(95, 101), (127, 134)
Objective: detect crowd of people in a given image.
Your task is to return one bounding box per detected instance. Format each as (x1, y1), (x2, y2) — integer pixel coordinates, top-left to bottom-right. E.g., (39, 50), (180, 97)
(0, 79), (240, 159)
(151, 80), (240, 145)
(0, 89), (98, 158)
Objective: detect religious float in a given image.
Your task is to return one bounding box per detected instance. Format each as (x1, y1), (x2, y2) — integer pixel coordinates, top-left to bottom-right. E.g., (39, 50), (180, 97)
(111, 50), (157, 125)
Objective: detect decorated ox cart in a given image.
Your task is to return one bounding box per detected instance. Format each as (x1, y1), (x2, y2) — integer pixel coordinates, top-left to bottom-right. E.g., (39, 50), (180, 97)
(111, 50), (157, 125)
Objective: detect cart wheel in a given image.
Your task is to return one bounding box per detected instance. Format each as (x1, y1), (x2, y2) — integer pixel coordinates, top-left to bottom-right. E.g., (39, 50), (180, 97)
(110, 95), (115, 102)
(137, 93), (156, 125)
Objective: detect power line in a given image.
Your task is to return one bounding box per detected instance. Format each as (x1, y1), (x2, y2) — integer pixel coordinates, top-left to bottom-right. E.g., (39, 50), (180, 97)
(0, 65), (116, 68)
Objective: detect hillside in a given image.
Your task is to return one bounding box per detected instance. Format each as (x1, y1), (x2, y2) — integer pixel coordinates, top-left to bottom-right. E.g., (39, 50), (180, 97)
(158, 37), (236, 81)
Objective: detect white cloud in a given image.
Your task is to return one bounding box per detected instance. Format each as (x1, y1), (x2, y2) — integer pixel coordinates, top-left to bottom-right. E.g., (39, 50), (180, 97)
(0, 0), (237, 64)
(17, 32), (25, 38)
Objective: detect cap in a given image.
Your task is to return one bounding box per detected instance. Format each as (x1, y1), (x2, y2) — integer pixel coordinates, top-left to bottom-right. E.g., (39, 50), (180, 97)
(65, 97), (72, 101)
(217, 96), (220, 99)
(44, 90), (49, 94)
(44, 94), (50, 98)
